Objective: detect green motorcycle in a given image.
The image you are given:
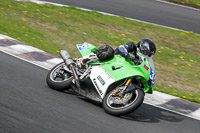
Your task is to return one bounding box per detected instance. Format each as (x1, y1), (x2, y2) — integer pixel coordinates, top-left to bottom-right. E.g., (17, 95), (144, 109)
(46, 42), (156, 116)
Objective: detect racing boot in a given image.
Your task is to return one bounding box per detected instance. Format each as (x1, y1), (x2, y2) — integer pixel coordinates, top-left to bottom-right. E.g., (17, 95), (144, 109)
(77, 52), (98, 69)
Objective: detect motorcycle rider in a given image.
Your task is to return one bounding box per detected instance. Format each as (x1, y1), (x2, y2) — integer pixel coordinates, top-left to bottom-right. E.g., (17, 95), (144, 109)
(77, 38), (156, 67)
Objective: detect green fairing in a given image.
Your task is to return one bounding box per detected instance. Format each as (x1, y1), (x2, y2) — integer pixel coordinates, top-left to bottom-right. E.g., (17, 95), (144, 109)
(101, 56), (152, 93)
(76, 43), (97, 57)
(76, 43), (153, 94)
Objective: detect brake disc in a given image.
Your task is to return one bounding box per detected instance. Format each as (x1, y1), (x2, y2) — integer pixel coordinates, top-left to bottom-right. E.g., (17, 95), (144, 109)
(112, 92), (133, 104)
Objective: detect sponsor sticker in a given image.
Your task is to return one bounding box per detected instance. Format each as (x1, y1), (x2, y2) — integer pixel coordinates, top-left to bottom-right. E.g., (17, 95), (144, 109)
(97, 75), (105, 85)
(77, 43), (89, 51)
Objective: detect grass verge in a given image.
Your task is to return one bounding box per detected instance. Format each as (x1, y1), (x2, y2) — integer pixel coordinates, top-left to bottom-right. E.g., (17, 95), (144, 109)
(163, 0), (200, 9)
(0, 0), (200, 103)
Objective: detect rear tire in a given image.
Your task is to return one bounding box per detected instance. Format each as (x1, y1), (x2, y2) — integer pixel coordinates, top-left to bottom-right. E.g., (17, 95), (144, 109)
(103, 88), (144, 116)
(46, 62), (73, 91)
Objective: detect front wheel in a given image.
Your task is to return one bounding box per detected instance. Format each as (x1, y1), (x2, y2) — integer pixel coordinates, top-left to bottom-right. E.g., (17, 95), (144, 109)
(46, 62), (73, 91)
(102, 88), (144, 116)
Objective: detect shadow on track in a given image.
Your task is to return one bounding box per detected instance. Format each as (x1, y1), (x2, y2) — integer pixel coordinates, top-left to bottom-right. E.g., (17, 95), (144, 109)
(80, 96), (183, 123)
(64, 89), (183, 123)
(121, 104), (184, 123)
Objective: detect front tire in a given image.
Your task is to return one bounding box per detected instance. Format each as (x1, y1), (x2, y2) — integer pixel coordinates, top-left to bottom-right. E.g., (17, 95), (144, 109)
(46, 62), (73, 91)
(102, 88), (144, 116)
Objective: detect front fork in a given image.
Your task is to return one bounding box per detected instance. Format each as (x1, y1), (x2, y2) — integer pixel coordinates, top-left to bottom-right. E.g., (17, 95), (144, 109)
(112, 77), (133, 96)
(60, 50), (81, 89)
(69, 64), (81, 89)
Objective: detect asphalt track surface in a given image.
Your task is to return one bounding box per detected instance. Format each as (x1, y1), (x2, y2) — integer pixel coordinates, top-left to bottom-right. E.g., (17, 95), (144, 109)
(1, 51), (200, 133)
(40, 0), (200, 34)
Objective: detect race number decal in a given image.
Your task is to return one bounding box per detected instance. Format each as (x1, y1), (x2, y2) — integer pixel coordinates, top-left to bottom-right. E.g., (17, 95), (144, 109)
(147, 67), (156, 86)
(77, 43), (89, 51)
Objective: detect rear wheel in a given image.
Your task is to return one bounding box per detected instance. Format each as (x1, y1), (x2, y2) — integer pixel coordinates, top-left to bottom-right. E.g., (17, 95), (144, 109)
(103, 87), (144, 116)
(46, 62), (73, 91)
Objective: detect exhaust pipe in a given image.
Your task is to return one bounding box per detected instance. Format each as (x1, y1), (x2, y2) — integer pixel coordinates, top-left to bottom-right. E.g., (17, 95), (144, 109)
(60, 50), (81, 89)
(60, 50), (74, 66)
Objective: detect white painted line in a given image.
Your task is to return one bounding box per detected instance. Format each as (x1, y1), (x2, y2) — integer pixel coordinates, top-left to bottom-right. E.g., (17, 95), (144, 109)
(155, 0), (200, 12)
(0, 34), (16, 40)
(0, 49), (51, 70)
(46, 58), (63, 65)
(143, 101), (200, 121)
(3, 44), (44, 54)
(3, 0), (200, 121)
(144, 91), (177, 105)
(0, 47), (200, 121)
(190, 108), (200, 118)
(18, 0), (186, 32)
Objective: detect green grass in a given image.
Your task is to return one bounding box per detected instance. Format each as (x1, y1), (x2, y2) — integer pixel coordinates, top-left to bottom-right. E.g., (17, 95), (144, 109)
(164, 0), (200, 9)
(0, 0), (200, 103)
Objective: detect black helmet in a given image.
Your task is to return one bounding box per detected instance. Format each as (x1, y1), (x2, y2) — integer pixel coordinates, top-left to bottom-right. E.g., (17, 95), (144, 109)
(138, 38), (156, 57)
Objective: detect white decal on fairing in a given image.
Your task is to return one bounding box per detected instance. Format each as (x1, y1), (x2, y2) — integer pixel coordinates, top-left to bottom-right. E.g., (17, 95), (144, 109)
(77, 42), (90, 51)
(90, 66), (115, 98)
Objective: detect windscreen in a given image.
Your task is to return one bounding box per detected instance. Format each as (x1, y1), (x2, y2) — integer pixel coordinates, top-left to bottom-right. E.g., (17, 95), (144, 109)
(146, 56), (155, 71)
(138, 52), (155, 71)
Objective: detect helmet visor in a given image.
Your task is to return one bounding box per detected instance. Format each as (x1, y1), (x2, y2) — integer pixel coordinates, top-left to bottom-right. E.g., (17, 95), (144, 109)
(140, 42), (150, 56)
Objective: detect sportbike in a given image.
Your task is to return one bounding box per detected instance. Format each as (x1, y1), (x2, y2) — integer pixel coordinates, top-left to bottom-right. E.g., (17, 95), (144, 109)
(46, 42), (156, 116)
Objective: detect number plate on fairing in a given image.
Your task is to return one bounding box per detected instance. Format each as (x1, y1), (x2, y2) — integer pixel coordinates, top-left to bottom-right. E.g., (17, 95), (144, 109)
(77, 42), (89, 51)
(90, 66), (115, 98)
